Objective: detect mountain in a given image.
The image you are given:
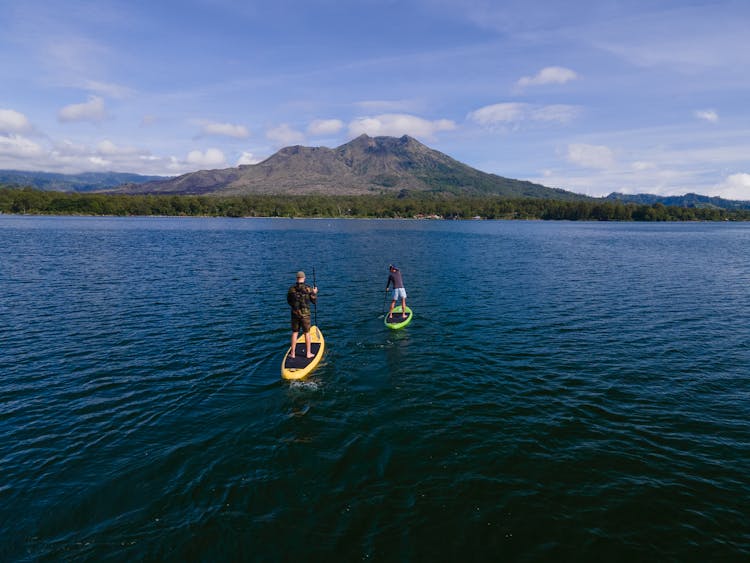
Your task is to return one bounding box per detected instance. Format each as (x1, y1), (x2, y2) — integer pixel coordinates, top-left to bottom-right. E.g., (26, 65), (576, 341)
(606, 192), (750, 210)
(114, 135), (586, 200)
(0, 170), (167, 192)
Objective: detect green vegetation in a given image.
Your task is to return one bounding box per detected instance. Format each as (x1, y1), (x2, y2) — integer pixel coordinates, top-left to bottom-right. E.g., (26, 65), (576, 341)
(1, 186), (748, 221)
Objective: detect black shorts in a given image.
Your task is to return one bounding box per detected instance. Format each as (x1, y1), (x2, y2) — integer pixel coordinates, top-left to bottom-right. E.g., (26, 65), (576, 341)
(291, 313), (311, 333)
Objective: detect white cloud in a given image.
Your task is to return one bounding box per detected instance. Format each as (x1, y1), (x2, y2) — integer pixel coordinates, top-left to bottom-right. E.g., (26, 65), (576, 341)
(237, 151), (262, 166)
(88, 156), (110, 167)
(266, 124), (305, 146)
(0, 128), (225, 175)
(96, 140), (119, 155)
(694, 109), (718, 123)
(43, 138), (165, 173)
(711, 173), (750, 200)
(468, 103), (580, 128)
(97, 139), (139, 156)
(595, 26), (750, 72)
(0, 134), (44, 158)
(58, 96), (106, 123)
(567, 143), (616, 169)
(531, 105), (581, 124)
(468, 103), (526, 126)
(84, 80), (136, 99)
(53, 139), (89, 157)
(632, 161), (656, 171)
(186, 148), (226, 168)
(529, 166), (693, 198)
(354, 100), (420, 112)
(43, 35), (111, 78)
(200, 120), (249, 139)
(517, 66), (578, 88)
(167, 156), (183, 172)
(348, 113), (456, 139)
(0, 131), (190, 175)
(307, 119), (344, 136)
(0, 109), (32, 134)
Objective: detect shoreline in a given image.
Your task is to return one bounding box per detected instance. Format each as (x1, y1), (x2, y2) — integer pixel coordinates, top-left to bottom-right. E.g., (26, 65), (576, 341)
(2, 188), (747, 221)
(0, 212), (741, 223)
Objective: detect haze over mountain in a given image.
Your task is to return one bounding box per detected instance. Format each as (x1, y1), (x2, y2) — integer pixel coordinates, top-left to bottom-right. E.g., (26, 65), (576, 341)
(606, 192), (750, 210)
(113, 135), (585, 200)
(0, 170), (165, 192)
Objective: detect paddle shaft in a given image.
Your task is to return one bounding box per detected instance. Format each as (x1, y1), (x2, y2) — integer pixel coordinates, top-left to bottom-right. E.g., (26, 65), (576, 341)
(313, 267), (317, 327)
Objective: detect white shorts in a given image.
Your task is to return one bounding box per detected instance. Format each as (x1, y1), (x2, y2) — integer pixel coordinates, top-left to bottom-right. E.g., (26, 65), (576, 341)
(392, 287), (407, 301)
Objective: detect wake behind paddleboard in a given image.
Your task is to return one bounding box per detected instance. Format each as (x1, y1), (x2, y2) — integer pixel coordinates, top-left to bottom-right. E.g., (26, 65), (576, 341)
(281, 325), (325, 379)
(384, 305), (413, 330)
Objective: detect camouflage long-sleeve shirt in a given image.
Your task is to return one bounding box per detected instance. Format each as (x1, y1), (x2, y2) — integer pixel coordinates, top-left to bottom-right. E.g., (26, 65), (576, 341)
(287, 283), (317, 317)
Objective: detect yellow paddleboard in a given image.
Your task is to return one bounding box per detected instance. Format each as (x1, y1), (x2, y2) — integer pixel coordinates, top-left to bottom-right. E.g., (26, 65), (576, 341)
(281, 325), (325, 380)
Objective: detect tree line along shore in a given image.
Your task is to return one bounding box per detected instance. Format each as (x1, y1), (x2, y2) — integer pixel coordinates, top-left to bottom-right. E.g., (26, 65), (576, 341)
(1, 186), (748, 221)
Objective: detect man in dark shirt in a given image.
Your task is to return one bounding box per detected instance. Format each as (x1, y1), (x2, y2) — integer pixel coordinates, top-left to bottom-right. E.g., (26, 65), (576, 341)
(385, 264), (408, 320)
(287, 271), (318, 358)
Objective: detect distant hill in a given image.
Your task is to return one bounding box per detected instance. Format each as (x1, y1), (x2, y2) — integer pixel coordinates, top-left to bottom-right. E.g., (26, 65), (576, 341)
(114, 135), (586, 200)
(606, 192), (750, 210)
(0, 170), (167, 192)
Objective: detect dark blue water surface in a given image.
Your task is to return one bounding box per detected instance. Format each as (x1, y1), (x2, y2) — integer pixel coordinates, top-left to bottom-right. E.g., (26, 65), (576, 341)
(1, 216), (749, 561)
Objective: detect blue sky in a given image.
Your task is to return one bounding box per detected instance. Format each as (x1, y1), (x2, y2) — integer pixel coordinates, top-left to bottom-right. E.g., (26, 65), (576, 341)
(1, 0), (749, 198)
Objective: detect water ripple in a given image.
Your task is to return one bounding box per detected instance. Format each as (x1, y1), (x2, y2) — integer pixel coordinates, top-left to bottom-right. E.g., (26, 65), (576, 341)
(1, 217), (749, 561)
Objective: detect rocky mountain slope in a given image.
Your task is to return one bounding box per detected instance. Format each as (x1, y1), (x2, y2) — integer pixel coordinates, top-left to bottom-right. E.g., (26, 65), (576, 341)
(114, 135), (584, 200)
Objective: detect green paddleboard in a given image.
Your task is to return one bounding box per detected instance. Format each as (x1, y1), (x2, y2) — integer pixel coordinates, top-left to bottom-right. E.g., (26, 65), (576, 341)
(384, 305), (413, 330)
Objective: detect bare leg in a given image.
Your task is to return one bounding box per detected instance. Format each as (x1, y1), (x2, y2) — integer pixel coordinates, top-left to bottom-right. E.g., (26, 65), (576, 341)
(290, 331), (298, 357)
(401, 297), (407, 318)
(388, 300), (396, 319)
(305, 330), (314, 358)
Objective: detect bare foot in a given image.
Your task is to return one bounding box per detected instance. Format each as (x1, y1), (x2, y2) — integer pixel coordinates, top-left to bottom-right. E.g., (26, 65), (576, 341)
(306, 353), (314, 359)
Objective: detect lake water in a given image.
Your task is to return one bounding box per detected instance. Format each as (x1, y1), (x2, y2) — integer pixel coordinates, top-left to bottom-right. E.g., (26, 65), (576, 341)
(1, 216), (749, 561)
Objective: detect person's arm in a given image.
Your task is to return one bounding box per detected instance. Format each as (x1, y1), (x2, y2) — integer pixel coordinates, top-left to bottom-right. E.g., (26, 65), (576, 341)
(309, 285), (318, 304)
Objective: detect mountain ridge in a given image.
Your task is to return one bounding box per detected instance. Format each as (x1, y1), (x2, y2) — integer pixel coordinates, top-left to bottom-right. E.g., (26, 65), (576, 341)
(0, 170), (166, 192)
(605, 192), (750, 210)
(112, 135), (586, 200)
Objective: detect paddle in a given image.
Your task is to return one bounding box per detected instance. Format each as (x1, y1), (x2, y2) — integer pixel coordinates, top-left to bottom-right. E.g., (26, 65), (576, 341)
(312, 266), (317, 327)
(381, 288), (388, 318)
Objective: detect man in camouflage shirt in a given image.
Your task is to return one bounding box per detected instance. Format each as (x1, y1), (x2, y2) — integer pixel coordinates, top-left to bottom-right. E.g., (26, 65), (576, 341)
(287, 271), (318, 358)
